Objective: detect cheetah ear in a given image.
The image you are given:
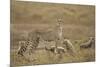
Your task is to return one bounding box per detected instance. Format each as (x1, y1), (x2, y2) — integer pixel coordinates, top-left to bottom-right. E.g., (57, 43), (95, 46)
(45, 46), (47, 49)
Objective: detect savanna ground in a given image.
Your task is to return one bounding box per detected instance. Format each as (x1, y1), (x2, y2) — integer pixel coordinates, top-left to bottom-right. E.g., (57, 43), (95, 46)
(10, 1), (95, 66)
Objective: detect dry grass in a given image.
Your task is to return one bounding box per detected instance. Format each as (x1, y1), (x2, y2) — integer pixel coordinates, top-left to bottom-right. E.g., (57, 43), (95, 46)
(11, 46), (95, 66)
